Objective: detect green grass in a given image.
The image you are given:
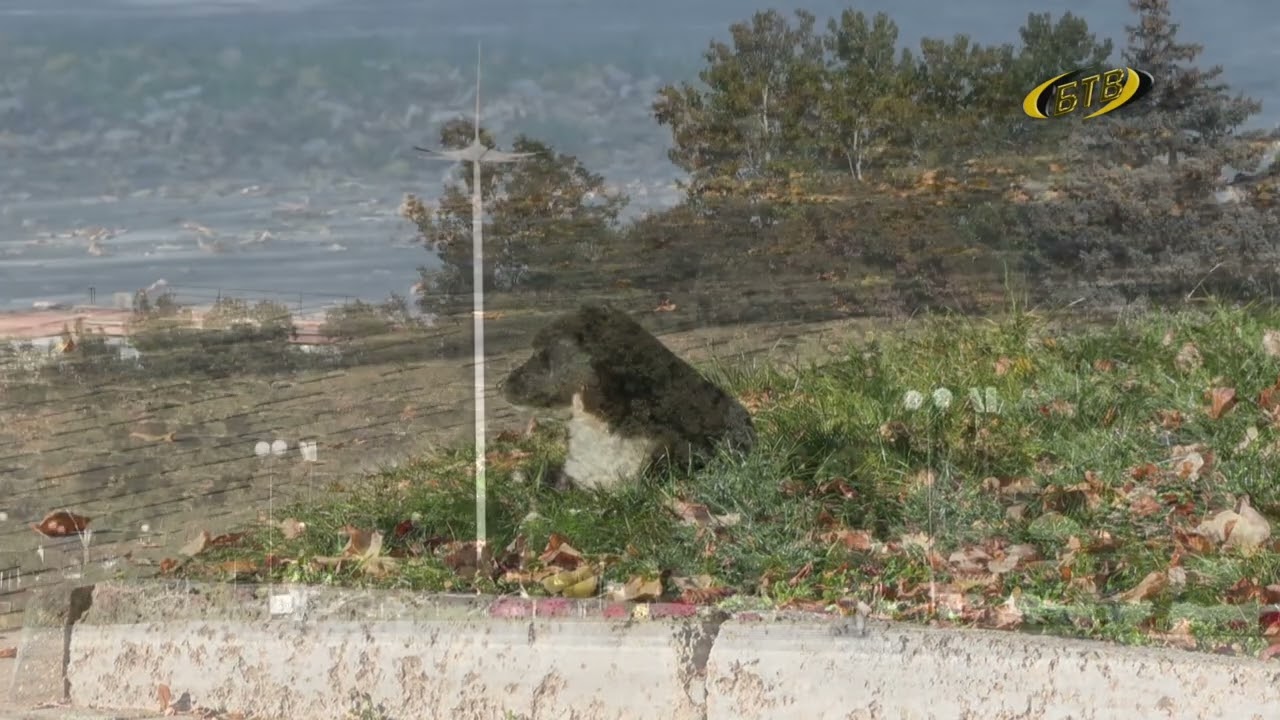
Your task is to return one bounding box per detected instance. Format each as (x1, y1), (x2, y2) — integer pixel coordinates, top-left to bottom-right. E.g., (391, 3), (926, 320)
(182, 298), (1280, 655)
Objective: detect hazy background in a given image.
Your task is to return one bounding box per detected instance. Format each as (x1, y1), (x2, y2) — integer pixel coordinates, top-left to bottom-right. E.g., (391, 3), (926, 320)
(1, 0), (1276, 310)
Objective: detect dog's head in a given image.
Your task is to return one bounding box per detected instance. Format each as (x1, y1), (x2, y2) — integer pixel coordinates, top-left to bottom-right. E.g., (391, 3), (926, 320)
(501, 309), (599, 408)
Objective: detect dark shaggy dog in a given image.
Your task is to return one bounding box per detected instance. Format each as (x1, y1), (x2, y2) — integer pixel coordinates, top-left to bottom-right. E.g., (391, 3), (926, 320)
(501, 303), (756, 490)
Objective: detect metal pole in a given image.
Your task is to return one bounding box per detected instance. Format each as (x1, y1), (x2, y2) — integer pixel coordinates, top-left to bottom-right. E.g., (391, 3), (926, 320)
(414, 41), (536, 555)
(471, 136), (488, 553)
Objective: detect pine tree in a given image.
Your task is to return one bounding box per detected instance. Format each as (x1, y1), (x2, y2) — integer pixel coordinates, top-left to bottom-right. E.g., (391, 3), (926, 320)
(1120, 0), (1260, 167)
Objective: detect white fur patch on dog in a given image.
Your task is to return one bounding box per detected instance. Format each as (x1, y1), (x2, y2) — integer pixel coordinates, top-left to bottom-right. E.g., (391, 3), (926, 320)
(563, 391), (660, 491)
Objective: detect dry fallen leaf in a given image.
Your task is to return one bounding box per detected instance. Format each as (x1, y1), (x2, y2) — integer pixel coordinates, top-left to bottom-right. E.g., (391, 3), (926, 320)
(31, 510), (91, 538)
(1127, 488), (1164, 518)
(216, 560), (259, 576)
(984, 592), (1024, 630)
(0, 646), (16, 659)
(1157, 409), (1184, 430)
(994, 356), (1013, 377)
(179, 531), (211, 558)
(542, 566), (599, 597)
(279, 518), (307, 540)
(1148, 617), (1199, 651)
(667, 499), (741, 529)
(311, 527), (399, 578)
(1206, 387), (1238, 420)
(948, 547), (992, 575)
(986, 544), (1039, 574)
(157, 684), (172, 712)
(539, 533), (584, 570)
(1174, 342), (1203, 373)
(1117, 571), (1168, 603)
(1173, 451), (1206, 482)
(821, 528), (874, 552)
(1194, 497), (1272, 551)
(1261, 329), (1280, 358)
(612, 575), (664, 603)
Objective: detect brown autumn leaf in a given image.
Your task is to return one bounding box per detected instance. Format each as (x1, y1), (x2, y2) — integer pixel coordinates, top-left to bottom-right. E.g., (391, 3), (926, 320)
(311, 527), (399, 578)
(157, 684), (172, 712)
(485, 448), (531, 472)
(1260, 643), (1280, 662)
(1127, 488), (1164, 518)
(216, 559), (259, 576)
(1147, 617), (1198, 651)
(677, 585), (735, 605)
(981, 476), (1039, 498)
(1172, 527), (1216, 555)
(279, 518), (307, 540)
(1221, 577), (1280, 605)
(1194, 497), (1273, 552)
(666, 498), (740, 529)
(1261, 329), (1280, 358)
(815, 476), (859, 500)
(208, 532), (245, 548)
(948, 547), (993, 574)
(0, 646), (16, 659)
(878, 420), (910, 445)
(539, 533), (585, 570)
(31, 510), (91, 538)
(1100, 405), (1119, 427)
(440, 541), (495, 580)
(1038, 398), (1076, 419)
(1174, 342), (1203, 373)
(157, 558), (180, 575)
(1157, 409), (1184, 430)
(821, 528), (874, 552)
(1130, 463), (1163, 483)
(788, 561), (814, 586)
(612, 575), (664, 603)
(983, 592), (1024, 630)
(1093, 358), (1117, 373)
(994, 356), (1013, 377)
(1043, 472), (1104, 512)
(1259, 378), (1280, 411)
(1117, 571), (1168, 603)
(1172, 451), (1206, 482)
(670, 574), (717, 593)
(391, 519), (416, 540)
(1206, 387), (1238, 420)
(986, 544), (1039, 575)
(179, 531), (211, 557)
(654, 299), (677, 313)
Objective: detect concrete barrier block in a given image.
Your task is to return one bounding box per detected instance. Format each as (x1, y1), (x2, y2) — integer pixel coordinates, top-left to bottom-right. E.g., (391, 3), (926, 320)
(706, 619), (1280, 720)
(64, 581), (720, 719)
(6, 585), (94, 708)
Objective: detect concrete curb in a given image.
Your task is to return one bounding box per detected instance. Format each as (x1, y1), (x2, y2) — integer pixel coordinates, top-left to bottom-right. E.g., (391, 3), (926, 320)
(5, 581), (1279, 719)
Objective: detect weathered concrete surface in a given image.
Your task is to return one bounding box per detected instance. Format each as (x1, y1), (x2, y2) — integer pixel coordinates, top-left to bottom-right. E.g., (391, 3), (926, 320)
(62, 582), (720, 719)
(7, 581), (1280, 719)
(6, 585), (93, 708)
(707, 619), (1280, 720)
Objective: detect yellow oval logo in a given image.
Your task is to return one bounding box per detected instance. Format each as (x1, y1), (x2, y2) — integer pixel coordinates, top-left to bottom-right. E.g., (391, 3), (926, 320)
(1023, 67), (1154, 120)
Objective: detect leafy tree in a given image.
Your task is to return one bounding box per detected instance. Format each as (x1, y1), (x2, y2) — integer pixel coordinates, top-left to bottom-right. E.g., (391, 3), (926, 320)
(820, 11), (920, 180)
(653, 9), (827, 191)
(910, 34), (1018, 158)
(404, 118), (627, 314)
